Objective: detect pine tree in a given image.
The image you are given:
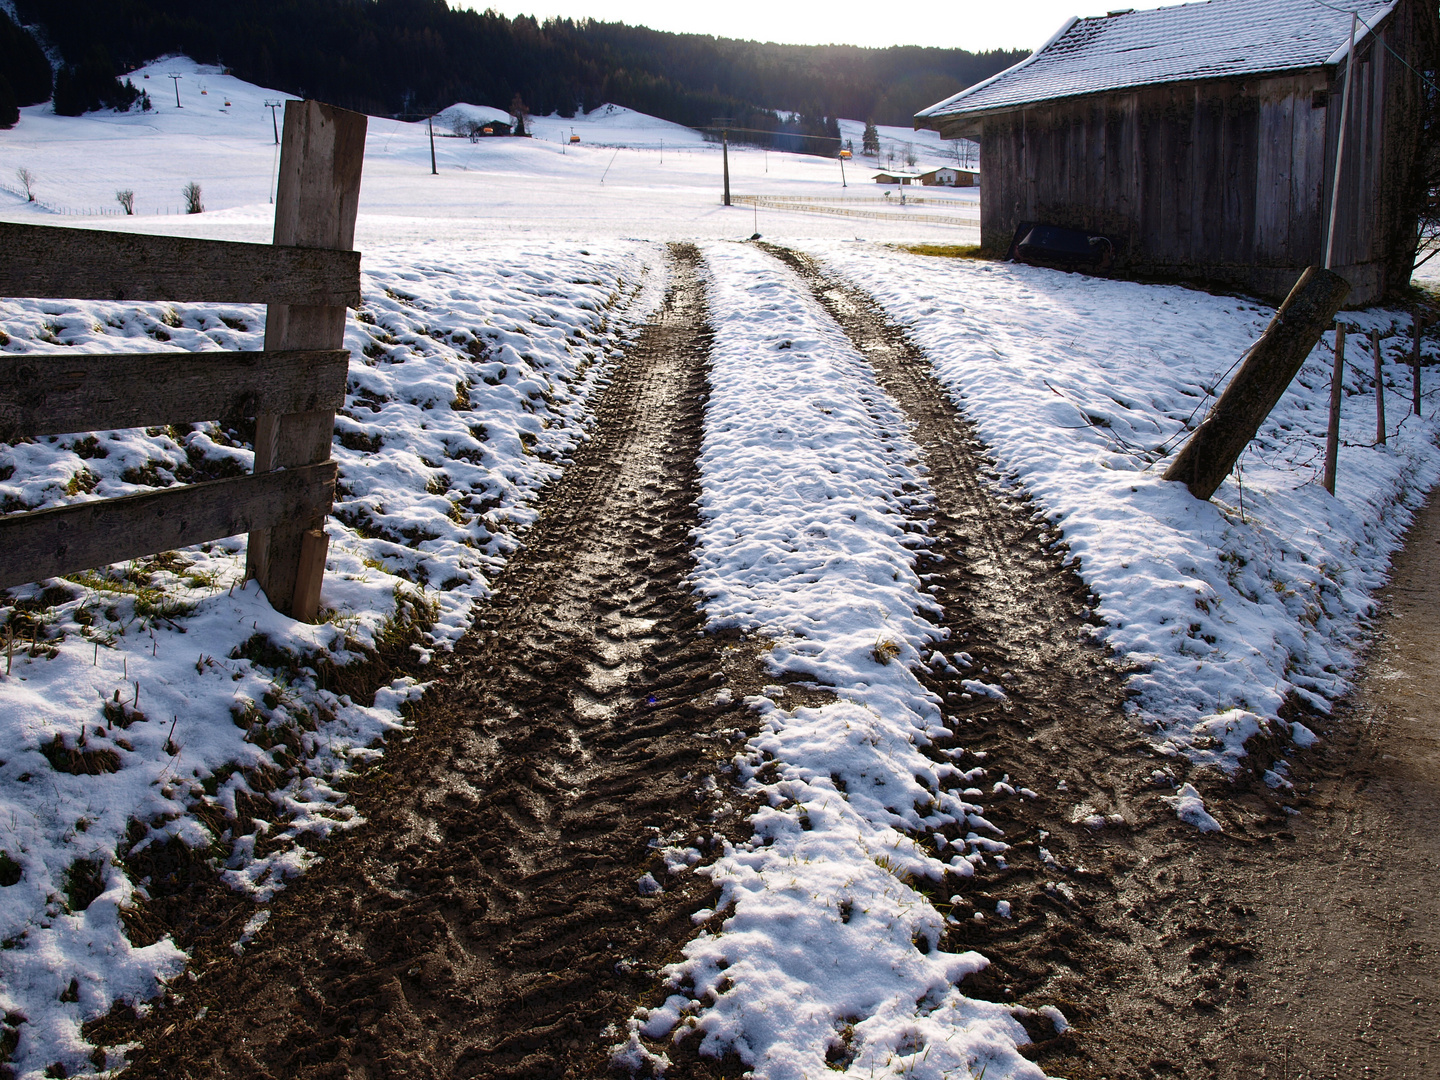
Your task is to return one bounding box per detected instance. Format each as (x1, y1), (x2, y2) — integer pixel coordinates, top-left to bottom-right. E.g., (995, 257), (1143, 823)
(0, 74), (18, 130)
(862, 119), (880, 156)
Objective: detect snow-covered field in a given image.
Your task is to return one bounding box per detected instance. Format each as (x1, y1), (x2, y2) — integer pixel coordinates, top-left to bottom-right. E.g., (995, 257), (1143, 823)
(2, 57), (1439, 1080)
(1, 58), (978, 246)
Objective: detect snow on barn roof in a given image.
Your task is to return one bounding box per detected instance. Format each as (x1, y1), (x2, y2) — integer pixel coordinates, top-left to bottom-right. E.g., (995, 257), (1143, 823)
(917, 0), (1396, 124)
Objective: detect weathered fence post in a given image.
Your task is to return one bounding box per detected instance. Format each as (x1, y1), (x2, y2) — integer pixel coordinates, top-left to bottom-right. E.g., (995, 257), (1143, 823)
(1413, 315), (1425, 419)
(722, 129), (731, 207)
(1324, 322), (1345, 495)
(1164, 266), (1350, 501)
(1371, 329), (1386, 446)
(248, 100), (367, 621)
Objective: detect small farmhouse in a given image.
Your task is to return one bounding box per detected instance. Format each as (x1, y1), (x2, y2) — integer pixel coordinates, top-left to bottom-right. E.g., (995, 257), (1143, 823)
(918, 166), (978, 187)
(873, 170), (923, 185)
(915, 0), (1438, 304)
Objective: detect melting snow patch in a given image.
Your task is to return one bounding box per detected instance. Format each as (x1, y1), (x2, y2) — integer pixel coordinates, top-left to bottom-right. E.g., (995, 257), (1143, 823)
(1163, 783), (1223, 833)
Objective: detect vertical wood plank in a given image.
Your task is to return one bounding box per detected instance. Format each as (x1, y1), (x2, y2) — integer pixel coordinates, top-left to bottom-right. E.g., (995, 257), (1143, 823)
(248, 99), (367, 621)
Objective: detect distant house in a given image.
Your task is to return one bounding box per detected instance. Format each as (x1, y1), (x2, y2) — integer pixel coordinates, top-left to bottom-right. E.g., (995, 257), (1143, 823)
(914, 0), (1438, 304)
(917, 166), (977, 188)
(873, 170), (923, 185)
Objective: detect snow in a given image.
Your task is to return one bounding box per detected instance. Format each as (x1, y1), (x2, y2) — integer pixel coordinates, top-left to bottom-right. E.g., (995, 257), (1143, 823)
(620, 242), (1047, 1080)
(0, 58), (978, 246)
(919, 0), (1396, 122)
(0, 234), (665, 1076)
(1163, 783), (1224, 833)
(794, 242), (1440, 773)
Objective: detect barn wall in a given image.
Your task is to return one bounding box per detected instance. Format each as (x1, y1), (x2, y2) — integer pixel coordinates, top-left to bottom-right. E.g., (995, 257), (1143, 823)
(972, 0), (1436, 305)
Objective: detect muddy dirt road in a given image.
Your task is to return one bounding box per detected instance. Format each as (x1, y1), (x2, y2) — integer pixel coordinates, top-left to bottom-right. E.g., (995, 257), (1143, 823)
(1165, 490), (1440, 1079)
(90, 242), (1436, 1079)
(98, 244), (781, 1078)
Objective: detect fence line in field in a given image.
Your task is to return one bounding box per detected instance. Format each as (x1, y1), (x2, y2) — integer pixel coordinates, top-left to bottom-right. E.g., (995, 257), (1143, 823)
(734, 194), (980, 228)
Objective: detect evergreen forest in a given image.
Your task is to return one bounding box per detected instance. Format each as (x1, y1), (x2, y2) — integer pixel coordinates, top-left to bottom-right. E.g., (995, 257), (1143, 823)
(3, 0), (1023, 147)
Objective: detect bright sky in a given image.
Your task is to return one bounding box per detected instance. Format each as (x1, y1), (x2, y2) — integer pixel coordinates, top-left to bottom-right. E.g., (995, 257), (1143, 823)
(471, 1), (1185, 51)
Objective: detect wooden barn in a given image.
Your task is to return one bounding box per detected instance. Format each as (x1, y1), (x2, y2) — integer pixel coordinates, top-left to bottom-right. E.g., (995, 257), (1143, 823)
(915, 0), (1438, 304)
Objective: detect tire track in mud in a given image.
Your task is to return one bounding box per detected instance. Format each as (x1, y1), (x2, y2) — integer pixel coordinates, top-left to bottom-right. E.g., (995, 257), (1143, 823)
(100, 244), (774, 1079)
(764, 245), (1317, 1077)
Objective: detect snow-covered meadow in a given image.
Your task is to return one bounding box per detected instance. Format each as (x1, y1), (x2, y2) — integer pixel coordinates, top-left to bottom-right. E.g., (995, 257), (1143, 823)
(2, 55), (1439, 1080)
(1, 58), (977, 247)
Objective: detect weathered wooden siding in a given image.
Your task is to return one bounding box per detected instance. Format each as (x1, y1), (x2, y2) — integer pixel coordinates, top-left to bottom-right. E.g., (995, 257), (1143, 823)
(969, 0), (1436, 304)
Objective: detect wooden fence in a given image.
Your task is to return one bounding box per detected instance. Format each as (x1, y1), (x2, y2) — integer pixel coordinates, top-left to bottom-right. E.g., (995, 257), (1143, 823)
(0, 99), (366, 622)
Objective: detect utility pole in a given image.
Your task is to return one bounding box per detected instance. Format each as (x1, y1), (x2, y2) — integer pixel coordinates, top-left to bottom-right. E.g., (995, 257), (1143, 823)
(264, 100), (282, 144)
(167, 73), (182, 108)
(428, 115), (437, 175)
(723, 129), (731, 206)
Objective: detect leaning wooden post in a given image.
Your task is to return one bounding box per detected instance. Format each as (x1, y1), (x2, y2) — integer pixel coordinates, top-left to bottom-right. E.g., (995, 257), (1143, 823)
(1371, 329), (1386, 446)
(1412, 315), (1425, 419)
(1164, 267), (1350, 501)
(248, 100), (367, 621)
(1324, 322), (1345, 495)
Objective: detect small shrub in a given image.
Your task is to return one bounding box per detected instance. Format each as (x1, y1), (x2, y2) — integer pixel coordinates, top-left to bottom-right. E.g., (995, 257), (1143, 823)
(182, 181), (203, 214)
(115, 189), (134, 215)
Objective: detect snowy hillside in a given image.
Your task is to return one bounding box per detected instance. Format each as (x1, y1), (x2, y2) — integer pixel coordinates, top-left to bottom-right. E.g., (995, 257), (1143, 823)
(0, 58), (979, 243)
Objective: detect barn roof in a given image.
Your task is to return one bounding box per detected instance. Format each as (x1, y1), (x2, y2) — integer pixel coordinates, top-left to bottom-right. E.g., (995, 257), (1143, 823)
(917, 0), (1396, 125)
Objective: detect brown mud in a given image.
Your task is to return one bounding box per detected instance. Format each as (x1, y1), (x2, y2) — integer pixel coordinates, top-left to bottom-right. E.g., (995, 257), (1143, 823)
(769, 245), (1437, 1079)
(85, 241), (1437, 1080)
(91, 243), (791, 1079)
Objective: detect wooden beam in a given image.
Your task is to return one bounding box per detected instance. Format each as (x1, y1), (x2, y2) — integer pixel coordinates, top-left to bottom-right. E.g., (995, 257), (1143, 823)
(1164, 266), (1351, 500)
(0, 222), (361, 308)
(0, 462), (337, 590)
(0, 348), (350, 441)
(249, 99), (367, 622)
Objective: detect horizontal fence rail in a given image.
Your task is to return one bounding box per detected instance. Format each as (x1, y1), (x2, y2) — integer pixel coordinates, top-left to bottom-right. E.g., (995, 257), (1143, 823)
(746, 194), (978, 206)
(1, 348), (350, 441)
(734, 194), (979, 227)
(0, 462), (338, 590)
(0, 100), (366, 620)
(0, 222), (362, 308)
